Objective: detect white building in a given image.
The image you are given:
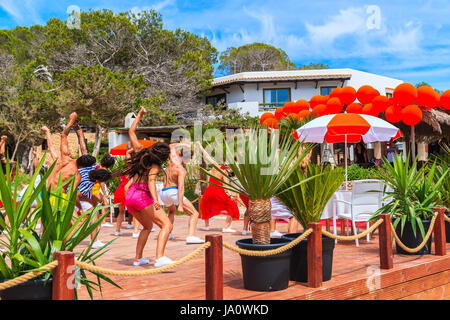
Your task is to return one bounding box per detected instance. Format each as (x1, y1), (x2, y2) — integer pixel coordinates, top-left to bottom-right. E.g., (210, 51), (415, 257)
(205, 68), (403, 117)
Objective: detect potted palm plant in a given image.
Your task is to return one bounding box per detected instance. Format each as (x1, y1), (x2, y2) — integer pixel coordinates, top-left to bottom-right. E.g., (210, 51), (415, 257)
(373, 154), (448, 255)
(199, 127), (313, 291)
(278, 164), (345, 282)
(0, 158), (120, 300)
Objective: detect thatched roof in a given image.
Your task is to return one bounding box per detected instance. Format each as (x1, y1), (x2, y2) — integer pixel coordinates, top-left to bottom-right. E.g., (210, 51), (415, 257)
(392, 108), (450, 143)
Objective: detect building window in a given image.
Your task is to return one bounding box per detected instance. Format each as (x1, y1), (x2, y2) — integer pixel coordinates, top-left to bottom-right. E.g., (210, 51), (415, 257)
(206, 94), (226, 109)
(386, 92), (393, 98)
(320, 86), (337, 96)
(261, 88), (291, 110)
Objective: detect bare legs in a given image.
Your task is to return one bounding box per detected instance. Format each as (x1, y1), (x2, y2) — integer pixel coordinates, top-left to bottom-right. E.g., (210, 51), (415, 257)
(115, 205), (126, 234)
(132, 205), (172, 260)
(167, 199), (199, 238)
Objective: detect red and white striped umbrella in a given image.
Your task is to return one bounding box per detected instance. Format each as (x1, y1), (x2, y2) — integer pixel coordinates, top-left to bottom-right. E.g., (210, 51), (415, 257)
(293, 113), (402, 144)
(293, 113), (402, 190)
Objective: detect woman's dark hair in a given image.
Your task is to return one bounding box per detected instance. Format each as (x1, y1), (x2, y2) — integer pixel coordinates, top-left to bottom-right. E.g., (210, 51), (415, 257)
(76, 154), (97, 168)
(101, 154), (115, 169)
(123, 142), (170, 182)
(89, 169), (112, 183)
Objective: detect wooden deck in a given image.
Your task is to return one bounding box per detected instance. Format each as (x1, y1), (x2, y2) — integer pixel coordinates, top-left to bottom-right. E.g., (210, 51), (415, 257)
(76, 216), (450, 300)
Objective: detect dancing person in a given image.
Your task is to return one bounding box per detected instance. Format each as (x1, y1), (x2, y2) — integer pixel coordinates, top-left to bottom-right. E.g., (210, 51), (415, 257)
(159, 142), (204, 244)
(269, 196), (298, 237)
(124, 106), (174, 267)
(196, 141), (240, 233)
(92, 154), (115, 228)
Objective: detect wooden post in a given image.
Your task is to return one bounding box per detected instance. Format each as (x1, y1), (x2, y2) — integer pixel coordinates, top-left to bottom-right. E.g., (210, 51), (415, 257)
(434, 208), (447, 256)
(307, 222), (322, 288)
(52, 251), (75, 300)
(205, 234), (223, 300)
(378, 214), (393, 269)
(326, 219), (331, 232)
(340, 218), (346, 236)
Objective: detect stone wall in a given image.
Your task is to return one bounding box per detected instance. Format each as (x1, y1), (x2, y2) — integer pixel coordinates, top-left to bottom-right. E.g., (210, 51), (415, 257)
(35, 132), (96, 161)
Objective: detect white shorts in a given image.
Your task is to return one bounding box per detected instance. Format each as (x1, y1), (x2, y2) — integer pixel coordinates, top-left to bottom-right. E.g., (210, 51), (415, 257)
(76, 201), (94, 213)
(158, 187), (186, 207)
(271, 197), (293, 221)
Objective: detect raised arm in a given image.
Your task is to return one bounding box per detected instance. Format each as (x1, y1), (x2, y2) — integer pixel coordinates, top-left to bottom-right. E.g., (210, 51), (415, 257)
(195, 141), (219, 168)
(41, 126), (58, 161)
(61, 113), (78, 160)
(74, 121), (88, 156)
(0, 136), (7, 162)
(129, 107), (146, 153)
(32, 150), (40, 171)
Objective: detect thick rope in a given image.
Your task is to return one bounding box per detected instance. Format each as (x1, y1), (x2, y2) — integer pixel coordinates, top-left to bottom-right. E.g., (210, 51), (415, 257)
(390, 215), (437, 253)
(0, 260), (59, 291)
(444, 214), (450, 223)
(321, 219), (383, 241)
(222, 228), (313, 256)
(75, 241), (211, 276)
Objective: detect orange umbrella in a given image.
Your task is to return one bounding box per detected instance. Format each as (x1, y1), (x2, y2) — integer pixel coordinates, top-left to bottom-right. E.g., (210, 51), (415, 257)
(110, 140), (157, 156)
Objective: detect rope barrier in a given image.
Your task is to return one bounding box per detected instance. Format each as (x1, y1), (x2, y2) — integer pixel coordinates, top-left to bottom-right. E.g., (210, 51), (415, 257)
(75, 241), (211, 276)
(321, 219), (384, 241)
(222, 228), (313, 257)
(444, 214), (450, 223)
(390, 215), (437, 253)
(0, 260), (59, 291)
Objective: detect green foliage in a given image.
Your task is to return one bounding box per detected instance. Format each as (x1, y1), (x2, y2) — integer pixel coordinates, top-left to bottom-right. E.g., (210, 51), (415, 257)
(433, 144), (450, 211)
(372, 154), (448, 239)
(297, 62), (329, 70)
(346, 165), (378, 181)
(0, 157), (120, 299)
(277, 164), (345, 229)
(218, 43), (296, 75)
(200, 105), (259, 128)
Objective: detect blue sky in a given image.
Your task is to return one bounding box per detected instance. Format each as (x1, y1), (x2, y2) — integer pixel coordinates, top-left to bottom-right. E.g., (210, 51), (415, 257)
(1, 0), (450, 90)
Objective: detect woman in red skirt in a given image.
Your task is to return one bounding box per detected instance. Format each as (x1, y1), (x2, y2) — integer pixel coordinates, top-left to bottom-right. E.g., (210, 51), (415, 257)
(196, 142), (240, 233)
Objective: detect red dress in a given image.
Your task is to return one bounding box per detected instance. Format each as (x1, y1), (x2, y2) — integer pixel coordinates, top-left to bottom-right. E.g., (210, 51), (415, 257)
(114, 176), (129, 207)
(200, 176), (240, 220)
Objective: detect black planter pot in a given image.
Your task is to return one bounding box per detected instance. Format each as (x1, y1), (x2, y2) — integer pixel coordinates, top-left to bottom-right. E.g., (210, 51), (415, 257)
(445, 212), (450, 243)
(236, 238), (292, 292)
(0, 278), (52, 300)
(394, 219), (432, 255)
(281, 233), (335, 283)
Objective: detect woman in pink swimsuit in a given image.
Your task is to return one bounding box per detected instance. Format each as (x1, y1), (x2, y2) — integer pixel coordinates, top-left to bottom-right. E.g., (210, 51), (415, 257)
(123, 106), (174, 267)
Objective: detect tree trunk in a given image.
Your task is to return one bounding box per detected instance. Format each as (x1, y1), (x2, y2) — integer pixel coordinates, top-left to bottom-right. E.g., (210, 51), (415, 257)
(11, 135), (22, 161)
(249, 199), (272, 245)
(92, 125), (106, 158)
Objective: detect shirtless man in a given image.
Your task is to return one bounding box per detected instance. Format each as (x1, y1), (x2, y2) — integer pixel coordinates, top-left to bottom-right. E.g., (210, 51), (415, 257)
(46, 112), (83, 191)
(159, 143), (204, 244)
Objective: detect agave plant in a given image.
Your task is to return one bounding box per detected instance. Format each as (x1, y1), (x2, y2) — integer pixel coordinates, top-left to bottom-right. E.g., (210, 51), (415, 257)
(0, 157), (121, 299)
(434, 144), (450, 211)
(276, 164), (345, 229)
(373, 153), (448, 238)
(199, 127), (314, 244)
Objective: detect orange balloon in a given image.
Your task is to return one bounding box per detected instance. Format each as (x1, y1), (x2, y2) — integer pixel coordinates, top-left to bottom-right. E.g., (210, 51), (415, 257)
(394, 83), (417, 106)
(309, 95), (323, 108)
(417, 86), (439, 109)
(326, 97), (343, 114)
(260, 112), (275, 126)
(385, 105), (402, 123)
(372, 96), (390, 113)
(440, 90), (450, 110)
(346, 103), (363, 114)
(340, 86), (357, 105)
(362, 103), (378, 117)
(295, 99), (310, 111)
(329, 88), (343, 100)
(401, 105), (422, 126)
(262, 117), (278, 129)
(274, 107), (287, 121)
(357, 85), (379, 104)
(298, 110), (311, 119)
(312, 104), (327, 117)
(283, 101), (297, 114)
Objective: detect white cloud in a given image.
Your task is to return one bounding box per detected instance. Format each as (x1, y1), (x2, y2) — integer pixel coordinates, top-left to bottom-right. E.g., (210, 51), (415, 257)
(305, 7), (366, 44)
(0, 0), (23, 22)
(130, 0), (176, 15)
